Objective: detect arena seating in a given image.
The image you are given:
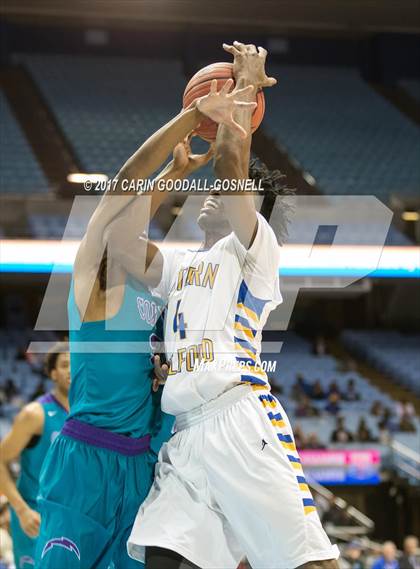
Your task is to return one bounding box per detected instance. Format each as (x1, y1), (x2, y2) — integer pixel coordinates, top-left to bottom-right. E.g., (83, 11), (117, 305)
(342, 330), (420, 397)
(11, 56), (417, 247)
(0, 91), (49, 194)
(263, 65), (420, 202)
(268, 332), (393, 437)
(19, 54), (186, 178)
(28, 212), (165, 239)
(1, 327), (418, 486)
(265, 332), (420, 458)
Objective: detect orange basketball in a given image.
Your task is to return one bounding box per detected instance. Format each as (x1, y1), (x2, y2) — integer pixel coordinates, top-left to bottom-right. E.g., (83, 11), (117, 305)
(183, 62), (265, 142)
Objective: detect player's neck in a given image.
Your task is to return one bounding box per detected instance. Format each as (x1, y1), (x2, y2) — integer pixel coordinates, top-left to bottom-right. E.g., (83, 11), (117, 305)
(52, 388), (70, 412)
(203, 229), (229, 249)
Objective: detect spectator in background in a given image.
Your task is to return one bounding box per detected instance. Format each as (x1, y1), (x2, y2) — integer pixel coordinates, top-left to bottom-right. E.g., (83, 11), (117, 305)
(396, 399), (415, 421)
(342, 540), (366, 569)
(331, 416), (354, 443)
(3, 379), (18, 403)
(291, 373), (312, 401)
(29, 378), (46, 402)
(378, 407), (397, 435)
(371, 400), (385, 417)
(328, 380), (341, 397)
(295, 395), (320, 418)
(371, 541), (400, 569)
(293, 424), (306, 449)
(399, 413), (417, 433)
(311, 380), (326, 400)
(313, 335), (327, 356)
(356, 417), (377, 443)
(343, 378), (361, 402)
(400, 535), (420, 569)
(304, 432), (326, 450)
(325, 392), (342, 415)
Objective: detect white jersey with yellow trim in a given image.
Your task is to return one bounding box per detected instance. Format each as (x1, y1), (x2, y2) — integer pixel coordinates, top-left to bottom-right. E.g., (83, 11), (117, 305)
(154, 213), (282, 416)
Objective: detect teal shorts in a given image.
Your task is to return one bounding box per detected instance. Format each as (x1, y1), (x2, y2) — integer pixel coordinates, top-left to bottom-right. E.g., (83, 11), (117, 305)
(10, 503), (37, 569)
(34, 420), (157, 569)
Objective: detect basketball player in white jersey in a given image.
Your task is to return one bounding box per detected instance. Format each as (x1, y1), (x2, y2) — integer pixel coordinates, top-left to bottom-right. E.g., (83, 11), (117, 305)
(125, 42), (340, 569)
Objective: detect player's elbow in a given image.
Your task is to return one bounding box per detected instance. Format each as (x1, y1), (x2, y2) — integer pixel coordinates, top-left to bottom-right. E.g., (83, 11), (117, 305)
(213, 143), (242, 179)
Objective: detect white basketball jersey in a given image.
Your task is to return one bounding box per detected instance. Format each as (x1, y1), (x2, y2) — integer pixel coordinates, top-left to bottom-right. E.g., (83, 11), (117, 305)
(155, 213), (282, 415)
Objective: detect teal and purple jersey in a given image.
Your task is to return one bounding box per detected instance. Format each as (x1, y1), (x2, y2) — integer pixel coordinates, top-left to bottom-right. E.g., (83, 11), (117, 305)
(17, 392), (68, 506)
(67, 275), (164, 438)
(10, 392), (67, 569)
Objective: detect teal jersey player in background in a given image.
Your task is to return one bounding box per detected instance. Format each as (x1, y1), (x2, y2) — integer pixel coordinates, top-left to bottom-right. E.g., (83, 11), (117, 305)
(34, 82), (244, 569)
(0, 342), (70, 569)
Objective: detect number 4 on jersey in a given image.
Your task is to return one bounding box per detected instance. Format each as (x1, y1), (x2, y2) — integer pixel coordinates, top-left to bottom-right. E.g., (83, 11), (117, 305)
(173, 300), (187, 339)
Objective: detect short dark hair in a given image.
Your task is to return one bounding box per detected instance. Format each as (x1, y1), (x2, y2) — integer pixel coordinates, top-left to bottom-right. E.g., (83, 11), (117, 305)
(44, 341), (69, 376)
(249, 158), (294, 245)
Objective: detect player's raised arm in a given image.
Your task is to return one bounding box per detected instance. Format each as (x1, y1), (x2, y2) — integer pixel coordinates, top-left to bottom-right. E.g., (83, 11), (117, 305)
(76, 82), (256, 279)
(214, 41), (277, 248)
(103, 136), (214, 287)
(0, 404), (44, 537)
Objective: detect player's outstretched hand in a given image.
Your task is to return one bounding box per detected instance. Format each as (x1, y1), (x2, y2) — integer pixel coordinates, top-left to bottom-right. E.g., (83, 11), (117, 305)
(152, 355), (169, 392)
(196, 79), (257, 139)
(18, 505), (41, 538)
(223, 41), (277, 89)
(172, 134), (214, 177)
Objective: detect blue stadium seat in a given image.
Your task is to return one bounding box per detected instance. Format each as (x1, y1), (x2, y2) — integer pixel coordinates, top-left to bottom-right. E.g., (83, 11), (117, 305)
(263, 65), (420, 204)
(0, 91), (49, 194)
(342, 330), (420, 396)
(19, 54), (186, 178)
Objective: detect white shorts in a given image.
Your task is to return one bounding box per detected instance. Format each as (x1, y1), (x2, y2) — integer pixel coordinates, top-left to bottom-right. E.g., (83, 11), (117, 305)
(128, 385), (339, 569)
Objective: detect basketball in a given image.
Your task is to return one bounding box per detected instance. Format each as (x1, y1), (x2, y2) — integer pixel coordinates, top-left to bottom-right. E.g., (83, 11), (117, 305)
(183, 62), (265, 142)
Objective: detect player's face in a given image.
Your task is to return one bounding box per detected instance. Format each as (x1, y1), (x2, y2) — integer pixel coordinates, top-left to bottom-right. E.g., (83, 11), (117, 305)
(51, 352), (71, 394)
(197, 193), (231, 234)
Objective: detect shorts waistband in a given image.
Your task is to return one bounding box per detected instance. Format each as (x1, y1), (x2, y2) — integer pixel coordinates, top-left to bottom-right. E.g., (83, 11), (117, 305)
(62, 418), (151, 456)
(175, 385), (255, 431)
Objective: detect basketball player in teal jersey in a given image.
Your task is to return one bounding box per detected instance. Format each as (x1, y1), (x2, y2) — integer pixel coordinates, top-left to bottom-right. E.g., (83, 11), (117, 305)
(34, 82), (254, 569)
(0, 342), (70, 569)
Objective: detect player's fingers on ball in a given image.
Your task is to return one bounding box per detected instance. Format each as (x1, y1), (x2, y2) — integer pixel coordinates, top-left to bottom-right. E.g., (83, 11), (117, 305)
(266, 76), (277, 86)
(234, 84), (254, 97)
(210, 79), (217, 94)
(236, 101), (257, 112)
(246, 44), (257, 54)
(220, 78), (233, 95)
(258, 46), (268, 59)
(222, 43), (236, 55)
(233, 41), (245, 52)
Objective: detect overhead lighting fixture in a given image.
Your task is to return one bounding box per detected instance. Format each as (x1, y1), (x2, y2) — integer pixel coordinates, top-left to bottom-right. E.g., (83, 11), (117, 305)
(402, 211), (419, 221)
(67, 173), (108, 184)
